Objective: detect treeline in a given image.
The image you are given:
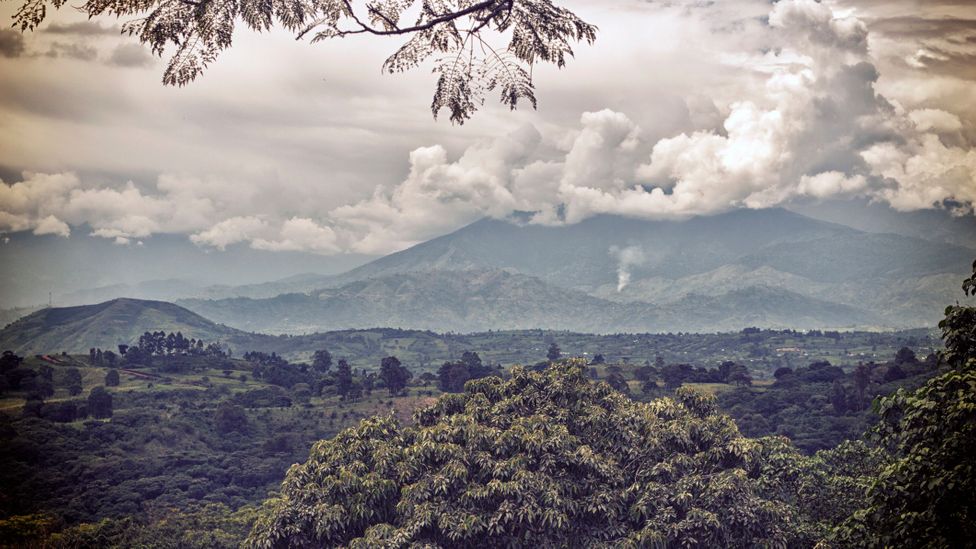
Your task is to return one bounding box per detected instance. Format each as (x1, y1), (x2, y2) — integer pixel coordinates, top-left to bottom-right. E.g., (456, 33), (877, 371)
(720, 347), (937, 453)
(0, 351), (115, 423)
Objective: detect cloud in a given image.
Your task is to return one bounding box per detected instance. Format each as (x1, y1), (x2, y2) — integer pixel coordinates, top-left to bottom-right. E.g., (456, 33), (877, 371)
(0, 30), (26, 59)
(108, 43), (154, 68)
(329, 124), (540, 253)
(798, 172), (868, 199)
(46, 42), (98, 62)
(861, 134), (976, 212)
(44, 21), (119, 35)
(190, 216), (268, 250)
(0, 172), (80, 233)
(1, 0), (974, 255)
(909, 108), (964, 133)
(251, 217), (341, 254)
(33, 215), (70, 237)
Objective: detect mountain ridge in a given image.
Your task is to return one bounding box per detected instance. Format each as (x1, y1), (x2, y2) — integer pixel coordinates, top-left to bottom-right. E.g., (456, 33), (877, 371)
(178, 268), (876, 334)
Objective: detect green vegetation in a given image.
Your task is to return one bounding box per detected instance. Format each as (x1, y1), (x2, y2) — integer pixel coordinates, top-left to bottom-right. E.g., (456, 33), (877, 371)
(247, 361), (828, 547)
(0, 348), (444, 546)
(2, 263), (974, 547)
(718, 350), (937, 453)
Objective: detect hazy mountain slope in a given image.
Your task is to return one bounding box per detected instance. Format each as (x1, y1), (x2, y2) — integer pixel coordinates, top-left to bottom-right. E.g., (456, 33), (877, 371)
(0, 298), (247, 354)
(332, 208), (863, 290)
(0, 306), (41, 329)
(310, 208), (972, 329)
(197, 272), (342, 300)
(0, 230), (374, 308)
(179, 269), (874, 334)
(56, 279), (210, 306)
(790, 199), (976, 249)
(592, 265), (966, 328)
(181, 270), (615, 333)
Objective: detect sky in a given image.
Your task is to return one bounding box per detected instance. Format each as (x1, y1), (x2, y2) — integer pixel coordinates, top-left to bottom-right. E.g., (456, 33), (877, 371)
(0, 0), (975, 257)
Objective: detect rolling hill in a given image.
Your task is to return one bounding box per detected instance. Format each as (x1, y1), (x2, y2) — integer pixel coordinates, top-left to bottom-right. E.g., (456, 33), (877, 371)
(0, 298), (247, 355)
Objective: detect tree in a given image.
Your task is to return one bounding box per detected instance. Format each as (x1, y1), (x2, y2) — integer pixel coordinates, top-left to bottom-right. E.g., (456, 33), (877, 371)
(634, 365), (656, 382)
(117, 344), (129, 356)
(336, 359), (353, 400)
(64, 368), (83, 388)
(829, 380), (847, 415)
(38, 365), (54, 382)
(379, 356), (411, 396)
(459, 351), (486, 376)
(604, 370), (629, 395)
(727, 364), (752, 387)
(546, 342), (561, 361)
(125, 345), (148, 365)
(11, 0), (596, 124)
(893, 346), (917, 365)
(853, 363), (870, 402)
(105, 369), (121, 387)
(882, 364), (905, 382)
(245, 361), (821, 547)
(214, 402), (250, 434)
(88, 386), (113, 419)
(312, 350), (333, 374)
(362, 373), (376, 396)
(437, 360), (469, 393)
(661, 363), (686, 389)
(640, 379), (659, 395)
(836, 260), (976, 547)
(591, 353), (605, 365)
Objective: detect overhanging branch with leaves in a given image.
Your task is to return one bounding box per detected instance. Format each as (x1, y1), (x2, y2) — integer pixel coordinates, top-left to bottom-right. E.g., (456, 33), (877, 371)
(8, 0), (597, 123)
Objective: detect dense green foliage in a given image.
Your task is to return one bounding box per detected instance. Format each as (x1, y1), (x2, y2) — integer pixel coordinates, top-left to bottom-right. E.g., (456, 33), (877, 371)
(833, 260), (976, 547)
(437, 351), (500, 393)
(719, 352), (936, 453)
(0, 349), (444, 544)
(246, 360), (862, 548)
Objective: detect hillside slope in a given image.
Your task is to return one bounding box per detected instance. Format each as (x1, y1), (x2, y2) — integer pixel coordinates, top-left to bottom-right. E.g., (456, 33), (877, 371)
(311, 208), (973, 328)
(0, 298), (246, 354)
(179, 269), (874, 334)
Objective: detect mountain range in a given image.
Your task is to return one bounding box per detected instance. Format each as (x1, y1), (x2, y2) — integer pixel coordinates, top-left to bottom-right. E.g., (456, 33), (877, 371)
(172, 208), (973, 333)
(3, 208), (972, 334)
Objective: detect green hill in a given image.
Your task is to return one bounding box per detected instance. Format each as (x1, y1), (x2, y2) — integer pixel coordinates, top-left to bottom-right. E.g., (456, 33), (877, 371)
(0, 298), (245, 355)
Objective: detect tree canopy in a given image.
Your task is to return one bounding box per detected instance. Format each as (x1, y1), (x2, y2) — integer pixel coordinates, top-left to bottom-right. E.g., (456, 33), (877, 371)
(11, 0), (596, 123)
(833, 259), (976, 547)
(245, 360), (852, 547)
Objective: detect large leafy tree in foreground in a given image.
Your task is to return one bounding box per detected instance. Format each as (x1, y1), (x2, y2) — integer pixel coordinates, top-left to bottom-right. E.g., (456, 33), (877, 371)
(10, 0), (595, 123)
(835, 261), (976, 547)
(245, 360), (849, 547)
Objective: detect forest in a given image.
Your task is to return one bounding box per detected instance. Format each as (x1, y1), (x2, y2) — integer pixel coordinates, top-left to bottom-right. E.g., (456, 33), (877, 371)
(0, 266), (972, 547)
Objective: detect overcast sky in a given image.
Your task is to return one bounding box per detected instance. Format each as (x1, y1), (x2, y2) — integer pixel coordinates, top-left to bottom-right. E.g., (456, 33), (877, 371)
(0, 0), (974, 255)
